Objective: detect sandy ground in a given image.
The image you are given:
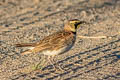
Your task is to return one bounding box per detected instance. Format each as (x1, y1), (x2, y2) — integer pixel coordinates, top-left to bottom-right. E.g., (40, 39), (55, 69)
(0, 0), (120, 80)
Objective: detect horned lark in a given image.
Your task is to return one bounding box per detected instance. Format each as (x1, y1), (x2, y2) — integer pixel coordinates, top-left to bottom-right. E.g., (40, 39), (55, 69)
(16, 19), (86, 70)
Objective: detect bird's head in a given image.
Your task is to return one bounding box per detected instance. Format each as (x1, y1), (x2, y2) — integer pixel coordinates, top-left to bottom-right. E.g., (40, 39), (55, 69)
(64, 19), (86, 33)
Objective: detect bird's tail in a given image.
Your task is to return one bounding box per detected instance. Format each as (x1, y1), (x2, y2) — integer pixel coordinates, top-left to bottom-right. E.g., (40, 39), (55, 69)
(15, 43), (36, 47)
(15, 43), (36, 55)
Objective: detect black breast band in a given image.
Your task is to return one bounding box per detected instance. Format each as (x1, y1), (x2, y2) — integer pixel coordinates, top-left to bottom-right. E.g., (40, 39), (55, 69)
(72, 31), (76, 34)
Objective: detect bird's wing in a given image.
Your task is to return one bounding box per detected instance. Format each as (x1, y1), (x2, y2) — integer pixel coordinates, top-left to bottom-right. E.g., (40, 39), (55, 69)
(33, 31), (75, 52)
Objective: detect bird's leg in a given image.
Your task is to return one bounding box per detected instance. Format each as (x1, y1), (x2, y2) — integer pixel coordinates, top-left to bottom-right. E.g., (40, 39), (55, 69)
(48, 55), (57, 70)
(48, 55), (64, 71)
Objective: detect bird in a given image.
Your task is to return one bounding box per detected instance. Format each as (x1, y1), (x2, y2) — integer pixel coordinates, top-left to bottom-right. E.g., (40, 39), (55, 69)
(16, 19), (86, 70)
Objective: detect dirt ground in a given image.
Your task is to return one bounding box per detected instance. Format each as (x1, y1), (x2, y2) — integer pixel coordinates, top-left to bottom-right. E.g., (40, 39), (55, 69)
(0, 0), (120, 80)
